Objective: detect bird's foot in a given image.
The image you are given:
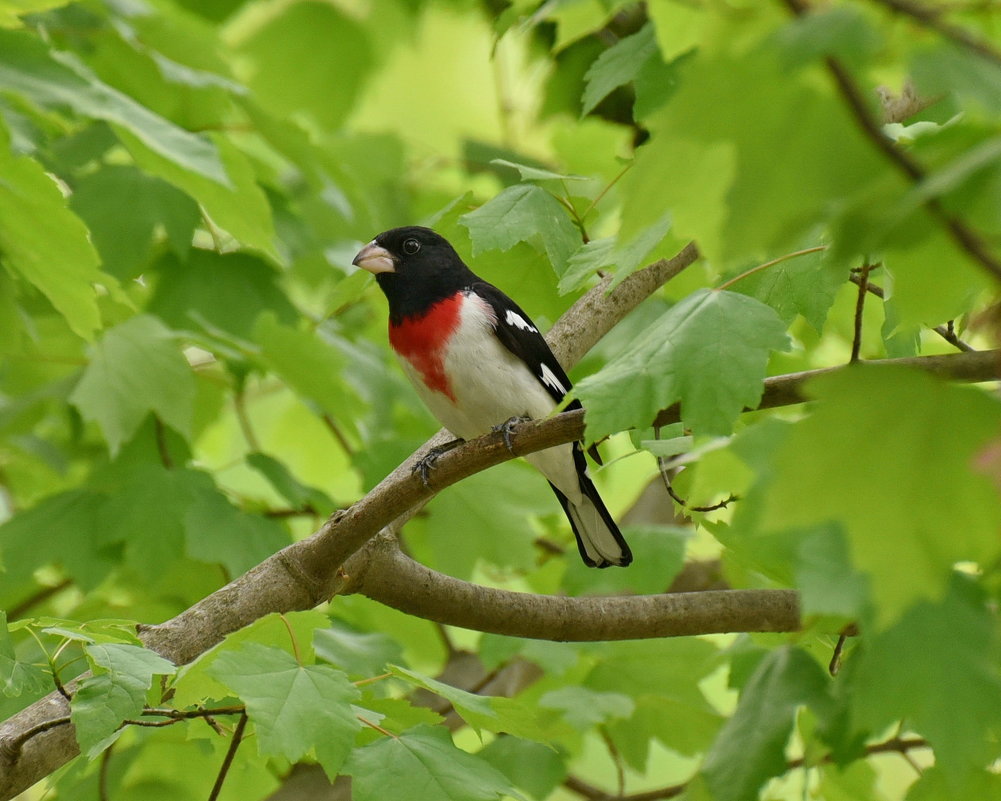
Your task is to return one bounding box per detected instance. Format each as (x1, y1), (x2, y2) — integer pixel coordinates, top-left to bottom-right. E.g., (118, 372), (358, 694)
(413, 438), (464, 488)
(492, 415), (532, 454)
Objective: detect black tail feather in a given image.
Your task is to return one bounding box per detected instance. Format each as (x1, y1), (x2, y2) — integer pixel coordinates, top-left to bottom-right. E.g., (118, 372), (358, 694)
(548, 443), (632, 568)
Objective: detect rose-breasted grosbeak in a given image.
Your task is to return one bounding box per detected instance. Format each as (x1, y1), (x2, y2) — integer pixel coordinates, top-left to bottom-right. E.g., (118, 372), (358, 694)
(353, 226), (632, 568)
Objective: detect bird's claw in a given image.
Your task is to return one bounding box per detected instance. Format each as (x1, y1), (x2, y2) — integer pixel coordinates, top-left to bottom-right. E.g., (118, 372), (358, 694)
(493, 415), (531, 454)
(413, 439), (464, 488)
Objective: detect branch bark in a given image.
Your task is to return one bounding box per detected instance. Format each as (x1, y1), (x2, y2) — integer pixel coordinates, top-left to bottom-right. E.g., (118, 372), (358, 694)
(342, 533), (801, 640)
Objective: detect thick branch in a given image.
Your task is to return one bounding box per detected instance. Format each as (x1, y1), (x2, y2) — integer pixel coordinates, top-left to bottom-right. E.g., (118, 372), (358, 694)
(345, 533), (801, 640)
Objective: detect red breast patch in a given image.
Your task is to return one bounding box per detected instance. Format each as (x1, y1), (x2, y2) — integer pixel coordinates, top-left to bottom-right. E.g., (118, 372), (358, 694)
(389, 294), (463, 402)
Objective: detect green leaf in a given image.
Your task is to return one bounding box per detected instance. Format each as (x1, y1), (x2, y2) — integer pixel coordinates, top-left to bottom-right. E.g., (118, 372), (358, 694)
(0, 0), (71, 27)
(253, 313), (359, 431)
(69, 164), (198, 280)
(313, 623), (404, 679)
(423, 462), (551, 577)
(69, 315), (196, 454)
(345, 725), (521, 801)
(760, 367), (1001, 623)
(183, 487), (290, 576)
(94, 465), (217, 580)
(389, 665), (558, 741)
(0, 143), (106, 339)
(0, 611), (50, 697)
(460, 185), (581, 272)
(538, 686), (634, 729)
(70, 672), (144, 756)
(795, 527), (869, 620)
(171, 611), (328, 708)
(478, 736), (567, 801)
(245, 451), (335, 515)
(558, 237), (614, 294)
(0, 29), (228, 185)
(119, 129), (276, 260)
(85, 642), (176, 685)
(232, 0), (374, 131)
(728, 247), (848, 331)
(701, 646), (831, 801)
(489, 159), (588, 183)
(852, 577), (1001, 781)
(208, 642), (360, 776)
(575, 289), (790, 439)
(149, 249), (297, 340)
(561, 525), (690, 596)
(912, 43), (1001, 115)
(647, 0), (706, 61)
(70, 641), (175, 755)
(0, 490), (115, 590)
(907, 765), (1001, 801)
(581, 23), (659, 117)
(620, 22), (882, 267)
(586, 639), (724, 767)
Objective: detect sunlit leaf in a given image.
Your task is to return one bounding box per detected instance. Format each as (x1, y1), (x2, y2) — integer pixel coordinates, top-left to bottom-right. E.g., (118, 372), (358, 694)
(576, 289), (790, 439)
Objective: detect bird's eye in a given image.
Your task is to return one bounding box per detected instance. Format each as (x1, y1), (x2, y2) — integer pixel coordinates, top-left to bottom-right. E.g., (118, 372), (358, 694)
(402, 238), (421, 256)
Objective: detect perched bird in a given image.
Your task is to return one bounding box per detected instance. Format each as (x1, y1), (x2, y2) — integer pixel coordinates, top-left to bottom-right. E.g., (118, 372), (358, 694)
(353, 226), (632, 568)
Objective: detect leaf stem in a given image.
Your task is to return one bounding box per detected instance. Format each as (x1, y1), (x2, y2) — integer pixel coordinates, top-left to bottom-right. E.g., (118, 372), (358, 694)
(715, 246), (828, 291)
(279, 614), (302, 665)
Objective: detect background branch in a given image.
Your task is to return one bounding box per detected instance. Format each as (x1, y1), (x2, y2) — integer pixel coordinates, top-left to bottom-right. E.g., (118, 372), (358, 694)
(782, 0), (1001, 282)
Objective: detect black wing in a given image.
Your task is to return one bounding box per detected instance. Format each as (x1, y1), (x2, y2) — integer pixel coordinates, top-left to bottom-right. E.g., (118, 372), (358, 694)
(471, 281), (580, 410)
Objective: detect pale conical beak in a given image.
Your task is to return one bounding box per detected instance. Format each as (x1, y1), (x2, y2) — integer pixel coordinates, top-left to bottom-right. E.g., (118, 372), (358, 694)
(352, 241), (396, 274)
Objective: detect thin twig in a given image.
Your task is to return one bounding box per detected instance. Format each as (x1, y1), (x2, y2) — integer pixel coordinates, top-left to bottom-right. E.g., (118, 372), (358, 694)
(851, 262), (872, 362)
(233, 387), (261, 452)
(154, 416), (174, 469)
(321, 414), (355, 457)
(868, 0), (1001, 66)
(2, 716), (72, 758)
(262, 505), (319, 519)
(563, 736), (930, 801)
(829, 632), (849, 676)
(658, 459), (739, 512)
(7, 579), (73, 623)
(207, 712), (248, 801)
(600, 727), (626, 797)
(434, 622), (457, 657)
(140, 706), (246, 721)
(848, 273), (976, 351)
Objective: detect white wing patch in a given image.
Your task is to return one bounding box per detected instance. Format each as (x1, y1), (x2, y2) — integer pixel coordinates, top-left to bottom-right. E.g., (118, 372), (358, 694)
(539, 363), (567, 396)
(504, 309), (538, 333)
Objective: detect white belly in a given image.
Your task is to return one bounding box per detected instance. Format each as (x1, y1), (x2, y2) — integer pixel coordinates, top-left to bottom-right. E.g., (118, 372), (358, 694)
(396, 293), (582, 501)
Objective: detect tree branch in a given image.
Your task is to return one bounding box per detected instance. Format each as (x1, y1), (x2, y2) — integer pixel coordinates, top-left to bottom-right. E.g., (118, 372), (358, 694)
(342, 533), (801, 640)
(0, 244), (699, 801)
